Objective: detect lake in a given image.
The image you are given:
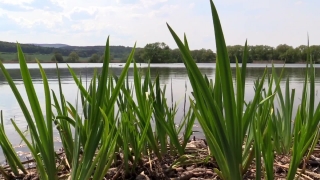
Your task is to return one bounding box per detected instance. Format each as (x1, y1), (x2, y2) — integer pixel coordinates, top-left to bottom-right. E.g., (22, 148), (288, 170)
(0, 63), (319, 161)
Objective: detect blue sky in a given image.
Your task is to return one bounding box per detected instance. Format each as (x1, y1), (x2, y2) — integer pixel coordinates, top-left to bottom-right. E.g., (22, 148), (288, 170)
(0, 0), (319, 50)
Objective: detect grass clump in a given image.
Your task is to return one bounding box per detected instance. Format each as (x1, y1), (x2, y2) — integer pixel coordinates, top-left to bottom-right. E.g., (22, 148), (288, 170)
(167, 0), (320, 179)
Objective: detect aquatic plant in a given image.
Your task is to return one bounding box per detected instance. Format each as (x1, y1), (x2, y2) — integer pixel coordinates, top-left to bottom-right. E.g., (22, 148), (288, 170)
(287, 50), (320, 179)
(0, 111), (27, 178)
(0, 0), (319, 180)
(167, 0), (319, 179)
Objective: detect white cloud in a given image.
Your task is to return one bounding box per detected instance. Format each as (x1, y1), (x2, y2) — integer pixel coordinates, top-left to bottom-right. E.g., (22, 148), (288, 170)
(188, 3), (195, 8)
(0, 0), (319, 49)
(0, 8), (64, 28)
(139, 0), (168, 7)
(50, 0), (67, 7)
(0, 0), (33, 5)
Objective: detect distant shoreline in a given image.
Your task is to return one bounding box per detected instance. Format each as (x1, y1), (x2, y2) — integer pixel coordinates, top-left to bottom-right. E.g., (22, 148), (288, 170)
(0, 60), (122, 64)
(1, 60), (311, 64)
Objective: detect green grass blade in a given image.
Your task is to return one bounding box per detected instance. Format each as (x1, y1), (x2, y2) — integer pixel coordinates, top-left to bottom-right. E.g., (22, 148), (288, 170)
(209, 4), (241, 175)
(11, 119), (47, 179)
(70, 91), (81, 179)
(0, 111), (27, 175)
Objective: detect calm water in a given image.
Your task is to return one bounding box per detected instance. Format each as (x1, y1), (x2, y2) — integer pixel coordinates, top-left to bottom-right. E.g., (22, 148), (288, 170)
(0, 63), (319, 160)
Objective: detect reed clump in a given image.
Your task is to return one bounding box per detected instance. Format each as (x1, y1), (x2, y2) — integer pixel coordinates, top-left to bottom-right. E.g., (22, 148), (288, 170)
(0, 0), (320, 179)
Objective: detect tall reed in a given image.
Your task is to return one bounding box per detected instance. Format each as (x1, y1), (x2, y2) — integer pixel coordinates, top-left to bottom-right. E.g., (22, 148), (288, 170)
(65, 37), (136, 179)
(0, 45), (57, 180)
(272, 76), (295, 155)
(0, 111), (27, 178)
(287, 53), (320, 179)
(166, 0), (273, 178)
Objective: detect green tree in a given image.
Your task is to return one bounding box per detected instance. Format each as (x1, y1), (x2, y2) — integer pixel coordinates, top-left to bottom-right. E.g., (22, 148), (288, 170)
(142, 42), (171, 63)
(66, 51), (79, 63)
(227, 45), (244, 63)
(296, 45), (307, 61)
(190, 49), (215, 63)
(190, 50), (201, 62)
(202, 49), (216, 62)
(51, 53), (64, 63)
(285, 48), (299, 63)
(89, 53), (100, 63)
(134, 49), (144, 63)
(252, 45), (273, 61)
(310, 45), (320, 63)
(275, 44), (292, 61)
(171, 48), (183, 63)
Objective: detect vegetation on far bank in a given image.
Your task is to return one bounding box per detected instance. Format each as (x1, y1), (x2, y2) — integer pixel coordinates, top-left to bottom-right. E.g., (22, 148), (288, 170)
(1, 40), (320, 64)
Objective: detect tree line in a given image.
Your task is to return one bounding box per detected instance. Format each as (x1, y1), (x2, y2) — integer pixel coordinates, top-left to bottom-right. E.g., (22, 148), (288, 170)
(227, 44), (320, 63)
(1, 40), (320, 63)
(133, 42), (320, 63)
(0, 41), (133, 61)
(134, 42), (215, 63)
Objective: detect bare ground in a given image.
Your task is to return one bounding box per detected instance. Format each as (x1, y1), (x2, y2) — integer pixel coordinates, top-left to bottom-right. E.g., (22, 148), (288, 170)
(2, 138), (320, 180)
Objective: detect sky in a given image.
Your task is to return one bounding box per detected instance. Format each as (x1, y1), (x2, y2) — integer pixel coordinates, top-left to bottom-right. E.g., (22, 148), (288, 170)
(0, 0), (319, 50)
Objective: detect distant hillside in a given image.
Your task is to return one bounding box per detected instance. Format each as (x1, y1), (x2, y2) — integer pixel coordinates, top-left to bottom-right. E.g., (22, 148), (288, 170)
(57, 45), (135, 59)
(0, 41), (136, 61)
(32, 43), (69, 48)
